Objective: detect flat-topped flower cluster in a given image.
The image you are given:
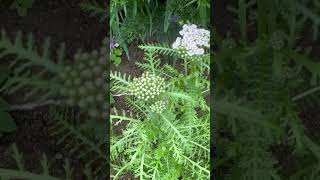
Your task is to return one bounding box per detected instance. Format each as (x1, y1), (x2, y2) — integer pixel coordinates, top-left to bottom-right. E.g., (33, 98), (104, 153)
(128, 72), (165, 101)
(59, 42), (107, 120)
(150, 100), (166, 113)
(172, 24), (210, 57)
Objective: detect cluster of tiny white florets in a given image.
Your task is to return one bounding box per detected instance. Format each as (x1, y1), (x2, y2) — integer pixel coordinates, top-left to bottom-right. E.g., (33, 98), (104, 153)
(128, 72), (166, 101)
(172, 24), (210, 57)
(150, 100), (166, 113)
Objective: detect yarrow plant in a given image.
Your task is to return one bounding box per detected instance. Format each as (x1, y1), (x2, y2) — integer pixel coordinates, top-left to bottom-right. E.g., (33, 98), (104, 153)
(172, 24), (210, 58)
(128, 72), (166, 101)
(110, 23), (210, 179)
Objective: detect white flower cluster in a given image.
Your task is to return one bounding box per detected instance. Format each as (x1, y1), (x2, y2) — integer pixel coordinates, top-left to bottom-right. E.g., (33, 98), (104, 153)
(150, 100), (166, 113)
(128, 72), (165, 101)
(172, 24), (210, 57)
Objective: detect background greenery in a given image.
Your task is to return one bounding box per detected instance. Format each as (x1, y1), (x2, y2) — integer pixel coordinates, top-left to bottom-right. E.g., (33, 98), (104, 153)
(110, 0), (210, 59)
(0, 0), (108, 179)
(214, 0), (320, 179)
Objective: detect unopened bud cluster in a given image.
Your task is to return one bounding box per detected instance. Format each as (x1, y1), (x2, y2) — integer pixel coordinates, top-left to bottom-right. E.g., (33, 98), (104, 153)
(59, 38), (108, 120)
(150, 100), (166, 113)
(128, 72), (165, 101)
(269, 31), (285, 50)
(172, 24), (210, 58)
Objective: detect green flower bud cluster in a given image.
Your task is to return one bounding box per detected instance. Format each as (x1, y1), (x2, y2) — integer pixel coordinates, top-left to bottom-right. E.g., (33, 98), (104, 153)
(150, 100), (166, 113)
(177, 48), (203, 61)
(269, 31), (285, 50)
(59, 40), (107, 120)
(128, 72), (165, 101)
(178, 48), (202, 61)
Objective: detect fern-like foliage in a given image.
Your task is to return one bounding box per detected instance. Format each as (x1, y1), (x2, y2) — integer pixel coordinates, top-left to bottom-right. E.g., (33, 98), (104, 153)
(48, 107), (107, 178)
(139, 43), (178, 57)
(110, 71), (132, 93)
(293, 0), (320, 40)
(80, 1), (108, 22)
(0, 144), (95, 180)
(214, 0), (320, 178)
(135, 50), (161, 74)
(0, 30), (65, 101)
(0, 30), (109, 179)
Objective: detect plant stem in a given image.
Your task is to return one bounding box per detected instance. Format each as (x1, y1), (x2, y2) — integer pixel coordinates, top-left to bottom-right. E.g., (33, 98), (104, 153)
(292, 86), (320, 101)
(184, 58), (188, 75)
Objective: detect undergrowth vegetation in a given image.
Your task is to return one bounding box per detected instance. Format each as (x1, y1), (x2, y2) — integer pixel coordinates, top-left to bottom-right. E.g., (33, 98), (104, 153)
(109, 1), (211, 179)
(214, 0), (320, 179)
(0, 28), (108, 179)
(110, 23), (210, 179)
(0, 0), (108, 177)
(110, 0), (210, 59)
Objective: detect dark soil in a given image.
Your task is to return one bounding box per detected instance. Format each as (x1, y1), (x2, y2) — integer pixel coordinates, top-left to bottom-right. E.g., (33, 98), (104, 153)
(110, 42), (145, 179)
(111, 42), (145, 136)
(0, 0), (105, 179)
(112, 42), (144, 110)
(0, 0), (105, 60)
(0, 107), (84, 179)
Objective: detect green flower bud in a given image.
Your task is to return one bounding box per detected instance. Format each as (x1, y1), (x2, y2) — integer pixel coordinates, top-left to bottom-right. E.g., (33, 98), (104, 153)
(93, 66), (102, 75)
(60, 88), (67, 95)
(78, 99), (87, 108)
(77, 63), (86, 71)
(91, 50), (98, 58)
(70, 70), (78, 77)
(78, 87), (86, 95)
(65, 79), (72, 86)
(82, 69), (92, 78)
(87, 95), (95, 103)
(68, 89), (77, 97)
(269, 31), (285, 50)
(85, 81), (94, 90)
(74, 78), (81, 86)
(89, 60), (95, 67)
(150, 100), (166, 113)
(80, 53), (89, 60)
